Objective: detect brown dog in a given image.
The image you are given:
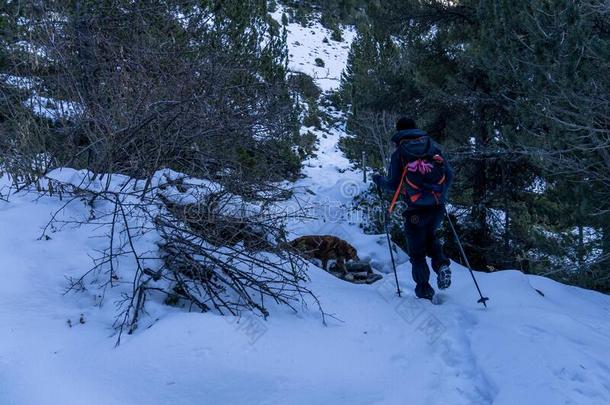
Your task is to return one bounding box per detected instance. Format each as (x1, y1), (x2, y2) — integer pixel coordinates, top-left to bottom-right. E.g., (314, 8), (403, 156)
(288, 235), (360, 273)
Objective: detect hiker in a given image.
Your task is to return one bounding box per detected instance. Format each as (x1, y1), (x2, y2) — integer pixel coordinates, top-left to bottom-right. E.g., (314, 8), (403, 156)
(373, 117), (453, 300)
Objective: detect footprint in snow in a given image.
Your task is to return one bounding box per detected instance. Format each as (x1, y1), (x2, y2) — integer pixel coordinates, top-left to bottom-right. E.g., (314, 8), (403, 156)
(432, 310), (497, 405)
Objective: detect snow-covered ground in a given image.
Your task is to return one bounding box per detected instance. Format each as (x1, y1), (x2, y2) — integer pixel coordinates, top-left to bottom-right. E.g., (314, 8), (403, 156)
(273, 7), (356, 91)
(2, 13), (610, 405)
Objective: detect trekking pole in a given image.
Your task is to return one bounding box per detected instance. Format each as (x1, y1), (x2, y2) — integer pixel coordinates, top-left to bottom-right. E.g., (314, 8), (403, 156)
(444, 207), (489, 308)
(376, 183), (402, 297)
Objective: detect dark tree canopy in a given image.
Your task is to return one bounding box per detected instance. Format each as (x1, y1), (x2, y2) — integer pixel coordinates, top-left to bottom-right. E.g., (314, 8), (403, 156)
(336, 0), (610, 290)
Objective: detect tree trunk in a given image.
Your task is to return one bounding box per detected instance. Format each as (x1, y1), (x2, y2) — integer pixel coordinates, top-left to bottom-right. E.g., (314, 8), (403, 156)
(471, 107), (489, 268)
(602, 222), (610, 264)
(578, 224), (585, 270)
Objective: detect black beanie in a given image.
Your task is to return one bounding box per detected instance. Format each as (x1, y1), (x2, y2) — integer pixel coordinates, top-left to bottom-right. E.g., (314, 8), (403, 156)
(396, 117), (416, 131)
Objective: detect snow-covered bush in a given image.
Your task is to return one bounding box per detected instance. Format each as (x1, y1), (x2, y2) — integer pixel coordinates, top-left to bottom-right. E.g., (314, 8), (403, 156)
(40, 169), (324, 344)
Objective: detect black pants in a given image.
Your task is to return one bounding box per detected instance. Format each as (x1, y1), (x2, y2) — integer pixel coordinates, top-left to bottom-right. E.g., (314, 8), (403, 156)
(403, 205), (449, 294)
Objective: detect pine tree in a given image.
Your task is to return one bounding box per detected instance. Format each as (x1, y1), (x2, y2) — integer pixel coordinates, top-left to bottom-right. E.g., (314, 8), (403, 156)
(339, 0), (610, 285)
(478, 0), (610, 281)
(1, 0), (302, 187)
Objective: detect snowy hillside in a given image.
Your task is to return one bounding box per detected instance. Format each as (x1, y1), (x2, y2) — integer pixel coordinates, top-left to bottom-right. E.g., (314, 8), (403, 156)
(2, 11), (610, 405)
(272, 8), (356, 91)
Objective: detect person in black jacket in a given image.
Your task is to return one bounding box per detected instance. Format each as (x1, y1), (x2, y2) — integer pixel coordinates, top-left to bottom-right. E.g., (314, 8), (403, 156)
(373, 117), (452, 300)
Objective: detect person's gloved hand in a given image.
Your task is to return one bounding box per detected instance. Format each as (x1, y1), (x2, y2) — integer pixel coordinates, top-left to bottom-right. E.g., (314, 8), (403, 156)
(372, 173), (383, 186)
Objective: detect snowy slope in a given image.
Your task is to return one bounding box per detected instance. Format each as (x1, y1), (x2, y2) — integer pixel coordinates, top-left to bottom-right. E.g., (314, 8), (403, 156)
(273, 7), (356, 91)
(2, 158), (610, 405)
(2, 13), (610, 405)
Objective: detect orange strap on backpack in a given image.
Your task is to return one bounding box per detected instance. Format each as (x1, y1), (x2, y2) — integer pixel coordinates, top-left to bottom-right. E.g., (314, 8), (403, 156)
(387, 164), (410, 214)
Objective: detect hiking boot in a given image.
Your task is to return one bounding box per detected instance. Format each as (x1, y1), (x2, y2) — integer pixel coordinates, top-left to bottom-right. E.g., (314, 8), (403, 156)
(437, 264), (451, 290)
(415, 283), (435, 301)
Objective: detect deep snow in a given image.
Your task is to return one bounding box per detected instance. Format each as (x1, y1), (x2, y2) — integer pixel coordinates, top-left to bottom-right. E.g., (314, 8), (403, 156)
(2, 12), (610, 405)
